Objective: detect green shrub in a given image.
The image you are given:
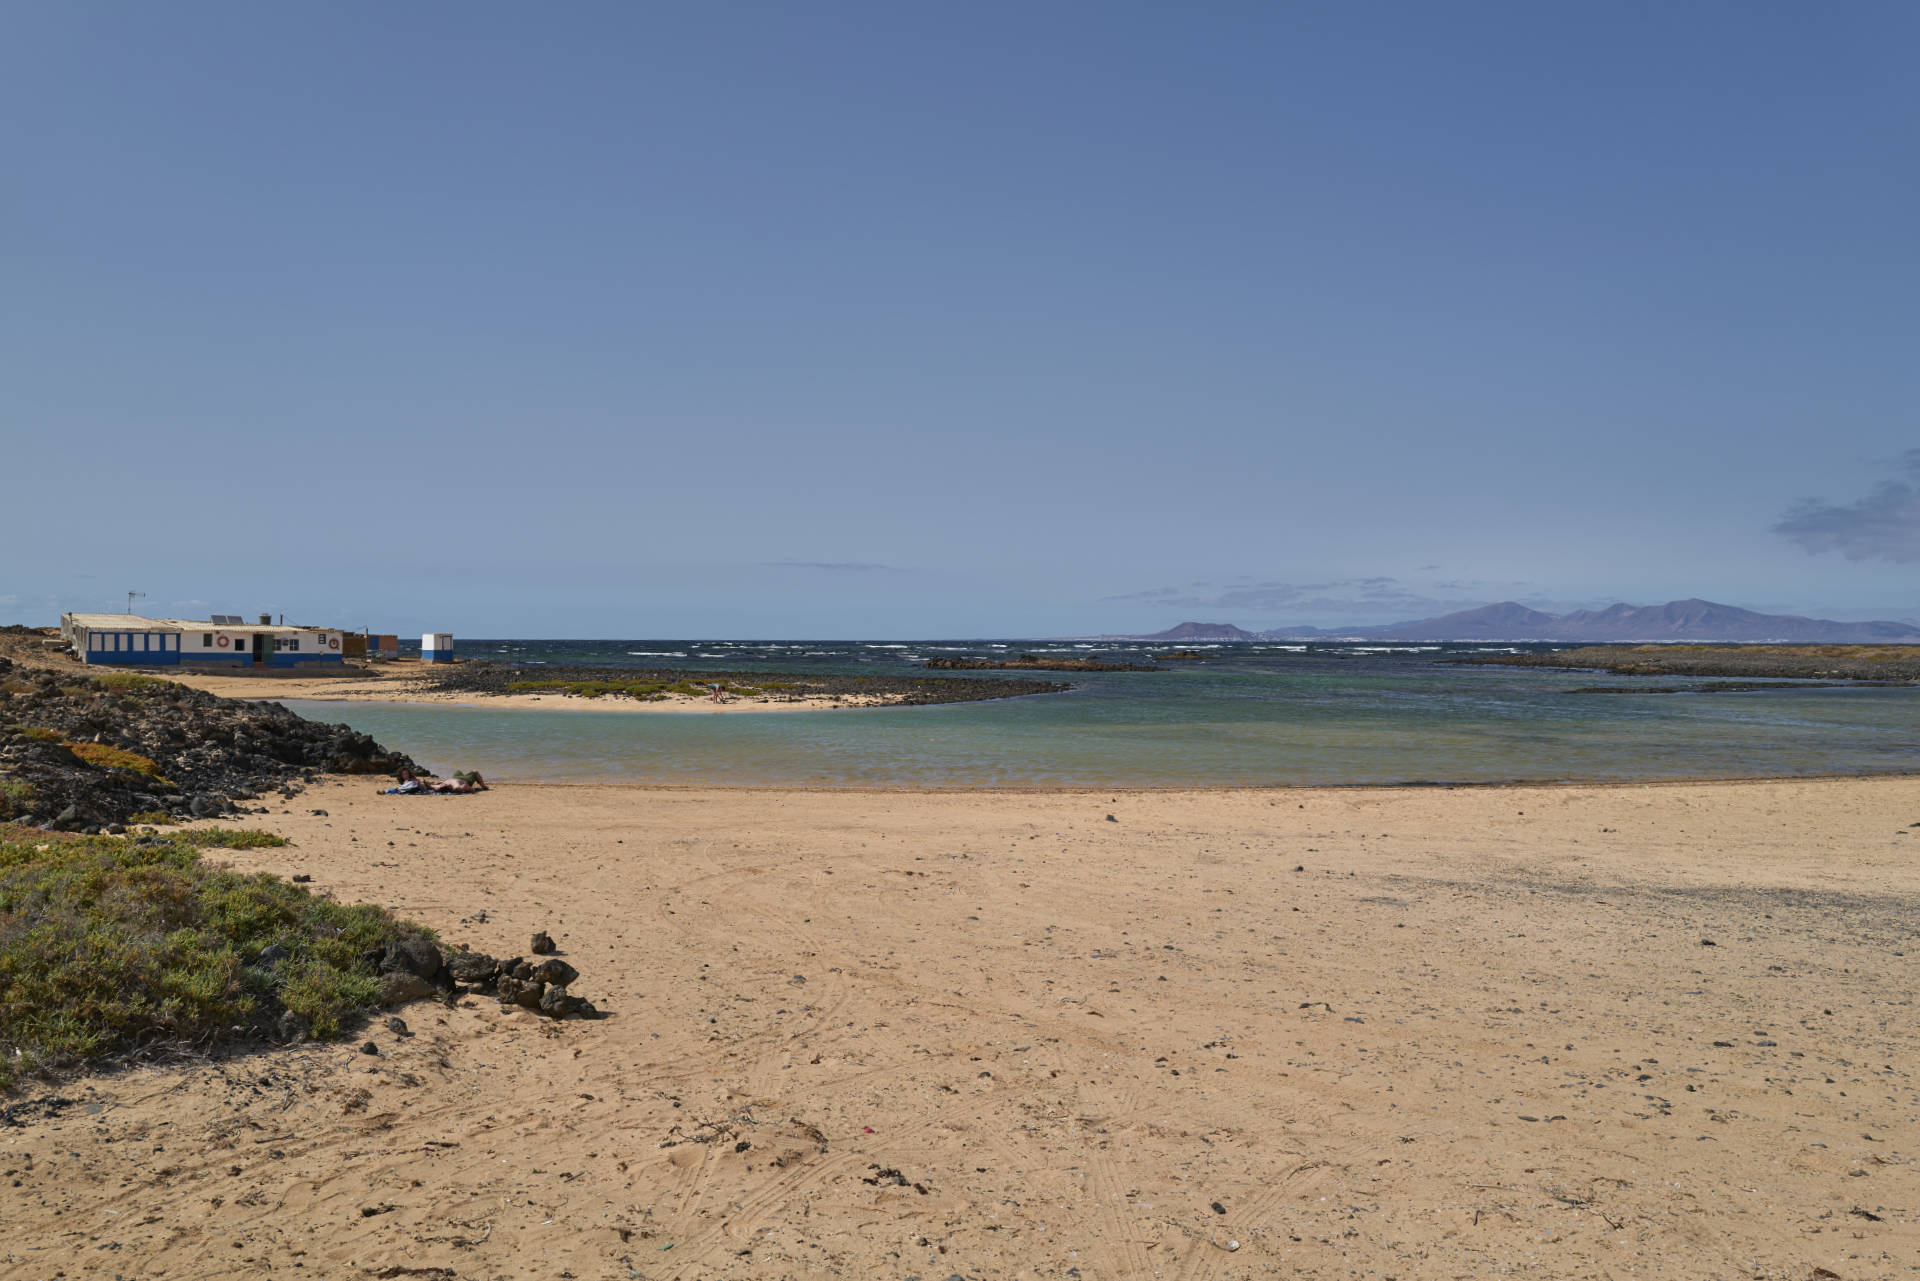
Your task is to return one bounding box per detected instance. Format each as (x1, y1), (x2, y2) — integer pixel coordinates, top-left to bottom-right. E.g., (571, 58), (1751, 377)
(18, 726), (62, 743)
(179, 827), (288, 849)
(127, 810), (174, 826)
(89, 673), (179, 694)
(0, 832), (429, 1088)
(67, 742), (170, 783)
(0, 780), (31, 822)
(507, 678), (671, 700)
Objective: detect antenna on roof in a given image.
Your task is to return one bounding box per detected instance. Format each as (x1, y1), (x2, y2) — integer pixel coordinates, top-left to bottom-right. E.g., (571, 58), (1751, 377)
(126, 590), (146, 616)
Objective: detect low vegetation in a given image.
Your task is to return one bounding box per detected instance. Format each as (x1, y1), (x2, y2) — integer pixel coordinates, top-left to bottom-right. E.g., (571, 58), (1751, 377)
(174, 826), (289, 850)
(0, 780), (33, 822)
(65, 741), (171, 781)
(87, 673), (182, 694)
(1466, 644), (1920, 683)
(506, 678), (768, 700)
(0, 827), (429, 1088)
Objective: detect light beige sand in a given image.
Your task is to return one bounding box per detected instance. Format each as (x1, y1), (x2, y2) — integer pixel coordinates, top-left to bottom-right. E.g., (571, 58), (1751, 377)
(0, 641), (906, 713)
(155, 666), (909, 713)
(6, 778), (1917, 1279)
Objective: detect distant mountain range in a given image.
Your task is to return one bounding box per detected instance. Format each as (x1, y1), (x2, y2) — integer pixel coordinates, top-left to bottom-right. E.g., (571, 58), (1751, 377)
(1133, 599), (1920, 643)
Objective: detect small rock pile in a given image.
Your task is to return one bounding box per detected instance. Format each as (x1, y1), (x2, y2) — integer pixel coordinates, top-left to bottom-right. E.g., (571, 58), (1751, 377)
(438, 933), (602, 1020)
(357, 931), (602, 1022)
(0, 657), (417, 832)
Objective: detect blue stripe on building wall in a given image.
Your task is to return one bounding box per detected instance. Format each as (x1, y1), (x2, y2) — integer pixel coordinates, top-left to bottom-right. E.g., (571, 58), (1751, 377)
(81, 647), (346, 667)
(83, 650), (178, 666)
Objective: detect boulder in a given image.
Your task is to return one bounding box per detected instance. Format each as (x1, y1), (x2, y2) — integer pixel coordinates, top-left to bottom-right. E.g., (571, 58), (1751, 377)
(380, 936), (449, 988)
(531, 958), (579, 988)
(530, 931), (556, 955)
(539, 985), (597, 1019)
(496, 975), (546, 1009)
(377, 971), (439, 1006)
(447, 951), (501, 986)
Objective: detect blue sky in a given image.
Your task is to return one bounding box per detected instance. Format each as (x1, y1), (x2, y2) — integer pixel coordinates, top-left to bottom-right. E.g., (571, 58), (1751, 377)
(5, 3), (1916, 636)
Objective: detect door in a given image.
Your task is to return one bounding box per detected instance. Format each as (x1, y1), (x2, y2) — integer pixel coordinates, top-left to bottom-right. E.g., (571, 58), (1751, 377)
(252, 634), (268, 665)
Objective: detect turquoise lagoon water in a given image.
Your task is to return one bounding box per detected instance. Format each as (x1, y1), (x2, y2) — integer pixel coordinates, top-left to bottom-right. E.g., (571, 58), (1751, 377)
(282, 640), (1920, 788)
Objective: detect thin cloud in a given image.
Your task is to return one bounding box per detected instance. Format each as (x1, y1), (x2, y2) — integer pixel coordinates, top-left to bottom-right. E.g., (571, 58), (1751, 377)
(1103, 576), (1483, 617)
(761, 560), (908, 573)
(1774, 449), (1920, 563)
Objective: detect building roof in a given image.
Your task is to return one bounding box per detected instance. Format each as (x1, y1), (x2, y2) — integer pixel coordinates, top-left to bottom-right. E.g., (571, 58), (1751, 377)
(167, 619), (316, 636)
(64, 612), (330, 636)
(64, 613), (177, 631)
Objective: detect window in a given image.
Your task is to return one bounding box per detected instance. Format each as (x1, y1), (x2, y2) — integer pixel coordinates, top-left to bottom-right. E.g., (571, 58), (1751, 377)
(234, 638), (246, 652)
(203, 633), (213, 648)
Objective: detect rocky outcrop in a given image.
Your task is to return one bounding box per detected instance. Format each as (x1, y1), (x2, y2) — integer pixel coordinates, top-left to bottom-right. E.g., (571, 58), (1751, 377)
(0, 659), (418, 832)
(421, 661), (1069, 706)
(923, 655), (1164, 672)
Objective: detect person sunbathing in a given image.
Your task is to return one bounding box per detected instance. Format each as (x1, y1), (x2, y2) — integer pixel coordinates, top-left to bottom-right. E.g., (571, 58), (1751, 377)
(378, 767), (425, 795)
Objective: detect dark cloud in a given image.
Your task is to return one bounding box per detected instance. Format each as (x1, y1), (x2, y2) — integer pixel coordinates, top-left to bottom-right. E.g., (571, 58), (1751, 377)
(1773, 450), (1920, 563)
(760, 561), (908, 573)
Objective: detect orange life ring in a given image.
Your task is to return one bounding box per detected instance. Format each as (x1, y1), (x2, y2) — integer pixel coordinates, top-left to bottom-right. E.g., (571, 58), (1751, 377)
(217, 635), (230, 648)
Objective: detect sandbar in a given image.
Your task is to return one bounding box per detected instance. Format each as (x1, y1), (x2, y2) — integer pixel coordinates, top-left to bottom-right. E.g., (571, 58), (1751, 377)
(155, 666), (914, 713)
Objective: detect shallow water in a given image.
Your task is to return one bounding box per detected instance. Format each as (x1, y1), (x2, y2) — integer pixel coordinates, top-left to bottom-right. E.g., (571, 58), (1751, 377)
(283, 640), (1920, 787)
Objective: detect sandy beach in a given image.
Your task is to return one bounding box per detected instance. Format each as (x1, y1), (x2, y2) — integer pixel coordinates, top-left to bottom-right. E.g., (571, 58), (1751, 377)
(147, 665), (910, 714)
(5, 776), (1916, 1278)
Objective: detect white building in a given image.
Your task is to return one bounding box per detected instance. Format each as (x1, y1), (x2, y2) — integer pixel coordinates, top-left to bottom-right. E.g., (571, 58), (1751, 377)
(60, 613), (348, 670)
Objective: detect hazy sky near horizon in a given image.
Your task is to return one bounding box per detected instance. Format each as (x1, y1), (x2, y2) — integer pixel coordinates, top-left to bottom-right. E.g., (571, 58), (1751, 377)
(5, 3), (1916, 637)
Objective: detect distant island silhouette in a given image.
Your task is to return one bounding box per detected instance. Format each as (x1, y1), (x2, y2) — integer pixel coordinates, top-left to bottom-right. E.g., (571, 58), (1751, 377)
(1129, 599), (1920, 643)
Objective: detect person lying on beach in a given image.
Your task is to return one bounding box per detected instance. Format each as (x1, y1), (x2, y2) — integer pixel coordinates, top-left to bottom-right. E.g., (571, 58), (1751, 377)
(377, 767), (486, 795)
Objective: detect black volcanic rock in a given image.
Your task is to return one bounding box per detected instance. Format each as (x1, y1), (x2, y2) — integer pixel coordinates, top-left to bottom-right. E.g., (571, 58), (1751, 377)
(0, 670), (418, 831)
(924, 655), (1163, 672)
(423, 662), (1068, 706)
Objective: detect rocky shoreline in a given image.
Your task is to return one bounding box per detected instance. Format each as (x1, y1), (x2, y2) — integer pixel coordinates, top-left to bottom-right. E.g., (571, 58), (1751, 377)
(922, 654), (1164, 672)
(418, 662), (1070, 705)
(1464, 644), (1920, 682)
(0, 657), (416, 833)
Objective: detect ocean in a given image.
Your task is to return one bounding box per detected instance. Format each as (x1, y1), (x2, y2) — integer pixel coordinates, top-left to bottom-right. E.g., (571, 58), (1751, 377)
(277, 639), (1920, 788)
